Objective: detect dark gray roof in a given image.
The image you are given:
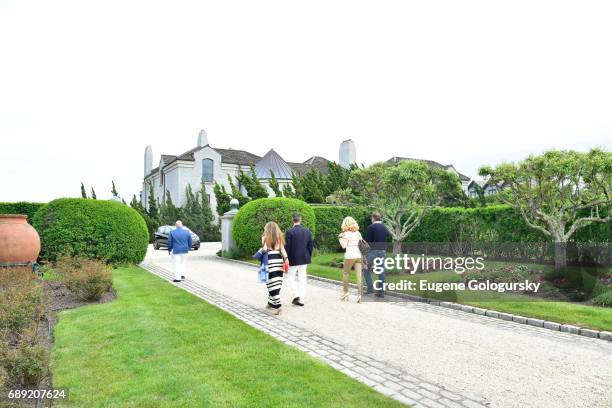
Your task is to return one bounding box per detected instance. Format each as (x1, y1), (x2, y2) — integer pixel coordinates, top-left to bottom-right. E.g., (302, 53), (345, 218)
(386, 157), (470, 181)
(145, 145), (331, 179)
(255, 149), (294, 179)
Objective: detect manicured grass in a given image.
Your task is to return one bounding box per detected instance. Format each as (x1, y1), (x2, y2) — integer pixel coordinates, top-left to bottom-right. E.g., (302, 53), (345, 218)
(308, 253), (612, 331)
(52, 266), (403, 408)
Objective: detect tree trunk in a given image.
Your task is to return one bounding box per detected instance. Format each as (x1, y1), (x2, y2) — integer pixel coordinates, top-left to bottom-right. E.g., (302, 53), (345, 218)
(393, 240), (402, 255)
(554, 240), (567, 271)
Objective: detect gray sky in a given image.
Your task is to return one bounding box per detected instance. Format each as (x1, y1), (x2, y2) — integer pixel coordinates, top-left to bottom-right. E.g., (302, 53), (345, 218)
(1, 0), (611, 203)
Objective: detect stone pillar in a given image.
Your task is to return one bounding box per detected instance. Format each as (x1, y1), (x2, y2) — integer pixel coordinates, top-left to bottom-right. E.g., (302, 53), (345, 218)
(220, 199), (239, 254)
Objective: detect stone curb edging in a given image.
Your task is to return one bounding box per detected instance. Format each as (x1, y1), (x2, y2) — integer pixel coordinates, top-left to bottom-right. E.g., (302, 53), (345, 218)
(216, 255), (611, 342)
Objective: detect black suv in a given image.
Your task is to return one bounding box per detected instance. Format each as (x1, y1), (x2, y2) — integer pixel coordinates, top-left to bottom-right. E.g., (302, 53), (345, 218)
(153, 226), (200, 250)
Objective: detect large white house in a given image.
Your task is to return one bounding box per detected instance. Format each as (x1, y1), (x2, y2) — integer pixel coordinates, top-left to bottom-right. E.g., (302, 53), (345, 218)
(141, 130), (471, 218)
(142, 131), (355, 218)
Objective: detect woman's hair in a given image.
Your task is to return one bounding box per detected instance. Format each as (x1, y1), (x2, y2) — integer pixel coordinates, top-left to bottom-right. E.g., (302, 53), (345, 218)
(341, 216), (359, 232)
(262, 221), (285, 248)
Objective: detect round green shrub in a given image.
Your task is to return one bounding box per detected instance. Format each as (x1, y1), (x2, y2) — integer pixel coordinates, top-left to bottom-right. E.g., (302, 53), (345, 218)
(33, 198), (149, 264)
(233, 198), (315, 255)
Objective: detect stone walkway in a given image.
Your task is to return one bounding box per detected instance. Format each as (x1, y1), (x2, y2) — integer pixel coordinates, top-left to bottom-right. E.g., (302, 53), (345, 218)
(142, 244), (612, 408)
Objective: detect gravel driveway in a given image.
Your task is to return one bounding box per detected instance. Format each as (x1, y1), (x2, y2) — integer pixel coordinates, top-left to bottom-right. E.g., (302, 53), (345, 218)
(145, 243), (612, 408)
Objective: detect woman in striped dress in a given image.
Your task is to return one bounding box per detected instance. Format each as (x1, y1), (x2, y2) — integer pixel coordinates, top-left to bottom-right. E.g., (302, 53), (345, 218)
(262, 222), (288, 315)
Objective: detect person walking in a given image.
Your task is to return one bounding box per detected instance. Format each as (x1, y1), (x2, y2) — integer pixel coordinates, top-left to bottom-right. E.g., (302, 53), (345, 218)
(363, 212), (389, 297)
(168, 220), (192, 283)
(284, 212), (314, 307)
(261, 222), (288, 315)
(338, 216), (363, 303)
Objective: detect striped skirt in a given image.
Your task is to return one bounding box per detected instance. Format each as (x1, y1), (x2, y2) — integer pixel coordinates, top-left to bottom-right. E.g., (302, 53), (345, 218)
(266, 251), (284, 309)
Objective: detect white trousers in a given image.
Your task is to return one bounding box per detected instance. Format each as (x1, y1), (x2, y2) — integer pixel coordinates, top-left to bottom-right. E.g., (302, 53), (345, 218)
(172, 252), (188, 280)
(287, 264), (308, 300)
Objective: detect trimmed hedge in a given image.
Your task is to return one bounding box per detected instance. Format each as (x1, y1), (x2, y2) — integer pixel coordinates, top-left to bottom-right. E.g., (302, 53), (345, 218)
(311, 205), (371, 251)
(233, 198), (315, 255)
(408, 205), (610, 243)
(33, 198), (149, 264)
(0, 202), (45, 225)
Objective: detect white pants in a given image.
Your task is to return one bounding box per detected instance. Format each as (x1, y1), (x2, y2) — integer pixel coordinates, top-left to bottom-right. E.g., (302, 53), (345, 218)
(172, 252), (188, 280)
(287, 264), (308, 300)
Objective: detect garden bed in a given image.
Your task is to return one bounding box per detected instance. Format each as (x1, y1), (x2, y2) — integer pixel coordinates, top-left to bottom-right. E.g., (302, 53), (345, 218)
(1, 261), (115, 408)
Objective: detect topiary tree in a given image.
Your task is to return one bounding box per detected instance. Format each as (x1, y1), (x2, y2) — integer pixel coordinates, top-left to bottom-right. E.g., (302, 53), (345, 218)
(479, 148), (612, 270)
(232, 197), (316, 255)
(33, 198), (149, 264)
(335, 160), (463, 253)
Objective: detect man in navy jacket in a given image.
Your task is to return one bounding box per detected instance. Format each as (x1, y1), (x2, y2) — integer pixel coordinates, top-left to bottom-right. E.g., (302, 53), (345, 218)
(364, 212), (389, 297)
(284, 212), (314, 306)
(168, 220), (192, 282)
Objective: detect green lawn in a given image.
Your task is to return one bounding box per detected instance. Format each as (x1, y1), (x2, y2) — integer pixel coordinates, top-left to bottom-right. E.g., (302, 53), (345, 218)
(307, 253), (612, 331)
(52, 266), (403, 408)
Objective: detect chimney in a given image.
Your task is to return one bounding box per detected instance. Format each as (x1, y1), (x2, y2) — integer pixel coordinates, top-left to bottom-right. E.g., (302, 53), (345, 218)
(144, 145), (153, 176)
(339, 139), (356, 168)
(197, 129), (209, 147)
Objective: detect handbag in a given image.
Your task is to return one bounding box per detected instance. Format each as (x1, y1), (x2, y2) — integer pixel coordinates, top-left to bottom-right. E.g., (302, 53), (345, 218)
(358, 238), (370, 255)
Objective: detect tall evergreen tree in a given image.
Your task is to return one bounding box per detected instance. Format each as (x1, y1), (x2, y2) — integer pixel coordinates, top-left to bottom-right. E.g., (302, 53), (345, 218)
(227, 174), (250, 207)
(80, 182), (87, 198)
(269, 170), (282, 197)
(237, 166), (268, 199)
(111, 181), (119, 197)
(147, 184), (160, 224)
(91, 187), (97, 199)
(159, 190), (182, 225)
(130, 194), (156, 241)
(282, 183), (295, 198)
(213, 181), (232, 215)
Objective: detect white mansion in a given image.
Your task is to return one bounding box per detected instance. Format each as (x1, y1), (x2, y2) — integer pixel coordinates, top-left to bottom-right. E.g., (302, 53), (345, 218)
(141, 130), (471, 218)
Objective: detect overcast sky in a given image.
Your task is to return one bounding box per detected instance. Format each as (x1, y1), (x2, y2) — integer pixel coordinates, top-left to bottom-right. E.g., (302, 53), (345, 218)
(1, 1), (610, 203)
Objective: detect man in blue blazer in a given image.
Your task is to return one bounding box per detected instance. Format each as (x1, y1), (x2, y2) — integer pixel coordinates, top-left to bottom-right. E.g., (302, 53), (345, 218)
(364, 212), (389, 297)
(168, 220), (192, 282)
(284, 212), (314, 306)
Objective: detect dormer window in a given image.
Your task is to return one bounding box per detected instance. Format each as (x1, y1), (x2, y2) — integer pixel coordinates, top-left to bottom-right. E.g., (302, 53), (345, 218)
(202, 159), (214, 182)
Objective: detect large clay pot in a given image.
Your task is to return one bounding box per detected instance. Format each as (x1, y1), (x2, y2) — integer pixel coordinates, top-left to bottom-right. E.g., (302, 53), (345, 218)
(0, 214), (41, 264)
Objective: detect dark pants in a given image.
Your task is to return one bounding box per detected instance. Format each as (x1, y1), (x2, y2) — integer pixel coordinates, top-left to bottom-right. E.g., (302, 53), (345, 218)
(363, 249), (386, 295)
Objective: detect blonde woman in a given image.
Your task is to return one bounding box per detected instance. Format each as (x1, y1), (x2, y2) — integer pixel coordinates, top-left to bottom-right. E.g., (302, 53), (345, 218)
(261, 222), (288, 315)
(338, 216), (363, 303)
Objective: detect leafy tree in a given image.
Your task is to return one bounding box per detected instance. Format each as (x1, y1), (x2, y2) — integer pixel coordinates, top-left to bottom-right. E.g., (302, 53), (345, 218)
(80, 182), (87, 199)
(237, 166), (268, 200)
(111, 181), (119, 197)
(337, 161), (462, 253)
(269, 170), (282, 197)
(91, 187), (97, 200)
(213, 182), (232, 215)
(479, 148), (611, 269)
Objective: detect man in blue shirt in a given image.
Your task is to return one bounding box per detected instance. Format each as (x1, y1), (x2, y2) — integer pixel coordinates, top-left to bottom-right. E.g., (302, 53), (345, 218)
(168, 220), (192, 282)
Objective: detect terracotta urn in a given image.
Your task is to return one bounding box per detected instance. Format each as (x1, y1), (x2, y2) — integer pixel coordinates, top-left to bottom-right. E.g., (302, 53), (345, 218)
(0, 214), (41, 264)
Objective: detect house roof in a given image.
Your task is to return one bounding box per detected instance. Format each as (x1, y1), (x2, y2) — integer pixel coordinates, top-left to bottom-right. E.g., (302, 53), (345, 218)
(145, 145), (330, 179)
(255, 149), (294, 179)
(386, 156), (470, 181)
